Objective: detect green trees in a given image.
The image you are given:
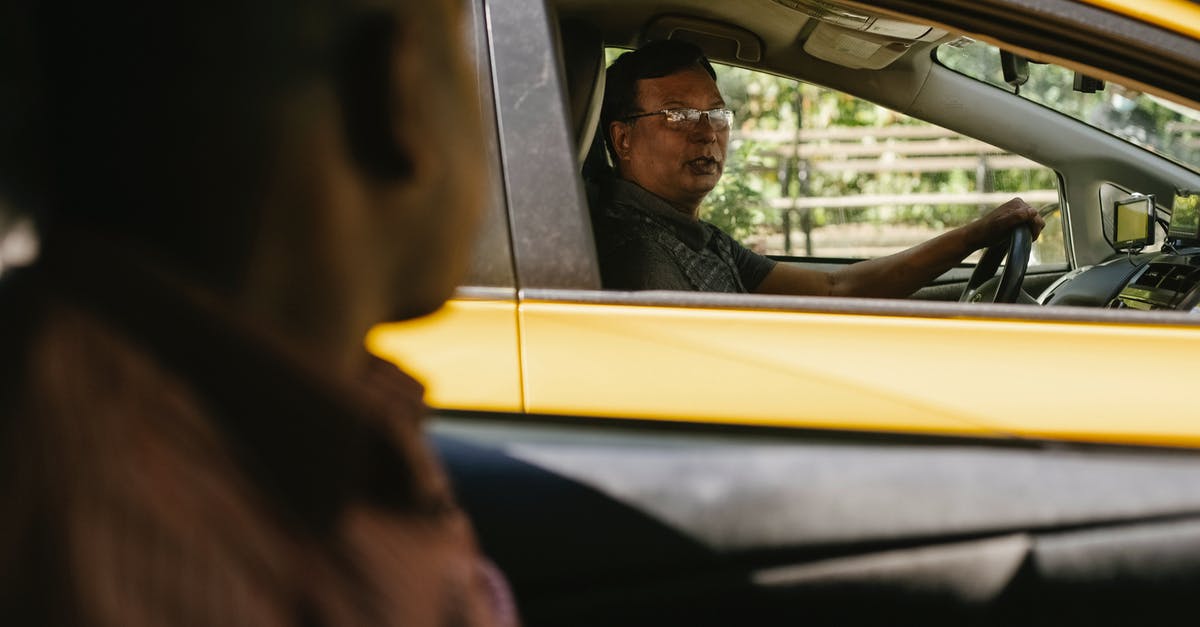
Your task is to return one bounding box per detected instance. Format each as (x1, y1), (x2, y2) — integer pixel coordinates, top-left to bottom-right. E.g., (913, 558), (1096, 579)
(939, 41), (1200, 170)
(701, 60), (1060, 260)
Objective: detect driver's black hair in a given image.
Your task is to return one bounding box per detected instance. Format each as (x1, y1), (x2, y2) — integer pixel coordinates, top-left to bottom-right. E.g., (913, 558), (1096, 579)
(599, 39), (717, 167)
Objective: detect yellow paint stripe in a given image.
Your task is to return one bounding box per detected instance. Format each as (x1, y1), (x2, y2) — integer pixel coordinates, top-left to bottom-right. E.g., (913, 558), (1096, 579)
(519, 300), (1200, 449)
(1075, 0), (1200, 39)
(367, 299), (522, 412)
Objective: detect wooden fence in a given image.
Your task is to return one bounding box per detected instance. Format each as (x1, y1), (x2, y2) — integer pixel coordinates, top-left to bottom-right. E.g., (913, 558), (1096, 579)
(729, 125), (1058, 255)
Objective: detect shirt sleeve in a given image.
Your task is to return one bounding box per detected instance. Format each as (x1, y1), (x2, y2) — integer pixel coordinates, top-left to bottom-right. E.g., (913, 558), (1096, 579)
(722, 231), (776, 291)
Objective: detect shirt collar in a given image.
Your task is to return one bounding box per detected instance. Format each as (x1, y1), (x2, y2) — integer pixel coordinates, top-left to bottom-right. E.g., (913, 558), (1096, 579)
(610, 178), (711, 251)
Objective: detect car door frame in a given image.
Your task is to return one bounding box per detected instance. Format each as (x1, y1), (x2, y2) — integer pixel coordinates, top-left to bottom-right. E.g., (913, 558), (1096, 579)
(483, 0), (1200, 447)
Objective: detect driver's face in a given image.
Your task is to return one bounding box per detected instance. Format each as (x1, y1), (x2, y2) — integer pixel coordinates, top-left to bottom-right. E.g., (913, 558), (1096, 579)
(611, 66), (728, 215)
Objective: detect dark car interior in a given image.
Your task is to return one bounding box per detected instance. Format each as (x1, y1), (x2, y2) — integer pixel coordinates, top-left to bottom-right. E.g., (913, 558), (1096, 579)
(438, 413), (1200, 626)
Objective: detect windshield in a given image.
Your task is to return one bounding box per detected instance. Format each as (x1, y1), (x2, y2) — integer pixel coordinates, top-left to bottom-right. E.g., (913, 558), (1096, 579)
(937, 40), (1200, 174)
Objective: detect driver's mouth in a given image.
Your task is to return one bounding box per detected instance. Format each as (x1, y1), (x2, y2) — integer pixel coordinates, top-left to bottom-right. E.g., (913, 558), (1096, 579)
(686, 156), (721, 174)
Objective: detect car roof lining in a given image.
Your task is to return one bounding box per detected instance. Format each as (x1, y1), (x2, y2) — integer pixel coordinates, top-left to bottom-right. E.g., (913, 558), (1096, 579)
(552, 0), (1200, 154)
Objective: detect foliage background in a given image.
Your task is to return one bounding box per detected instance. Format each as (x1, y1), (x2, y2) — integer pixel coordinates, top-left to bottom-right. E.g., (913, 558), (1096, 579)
(704, 58), (1061, 262)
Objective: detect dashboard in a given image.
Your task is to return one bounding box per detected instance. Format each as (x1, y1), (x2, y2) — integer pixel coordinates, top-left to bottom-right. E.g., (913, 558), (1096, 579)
(1110, 253), (1200, 311)
(1038, 251), (1200, 311)
(1039, 190), (1200, 311)
(1037, 249), (1200, 310)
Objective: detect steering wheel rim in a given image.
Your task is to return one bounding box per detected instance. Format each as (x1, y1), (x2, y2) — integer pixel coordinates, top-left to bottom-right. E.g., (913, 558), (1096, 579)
(958, 224), (1032, 304)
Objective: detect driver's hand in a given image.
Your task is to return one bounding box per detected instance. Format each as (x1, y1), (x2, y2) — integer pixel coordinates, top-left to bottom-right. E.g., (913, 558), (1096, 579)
(968, 198), (1045, 250)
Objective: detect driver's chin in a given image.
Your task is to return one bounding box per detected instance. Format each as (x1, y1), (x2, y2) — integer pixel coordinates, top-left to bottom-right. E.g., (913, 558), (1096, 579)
(687, 177), (720, 200)
(675, 164), (720, 186)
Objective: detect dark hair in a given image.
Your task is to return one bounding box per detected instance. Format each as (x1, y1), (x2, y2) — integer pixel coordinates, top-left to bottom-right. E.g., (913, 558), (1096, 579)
(0, 0), (389, 287)
(599, 40), (717, 166)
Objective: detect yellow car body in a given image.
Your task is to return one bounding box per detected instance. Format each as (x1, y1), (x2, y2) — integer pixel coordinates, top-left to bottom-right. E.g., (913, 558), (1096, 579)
(371, 294), (1200, 447)
(369, 0), (1200, 449)
(1079, 0), (1200, 39)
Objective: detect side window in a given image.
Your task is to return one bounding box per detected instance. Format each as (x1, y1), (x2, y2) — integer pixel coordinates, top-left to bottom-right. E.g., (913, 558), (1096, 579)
(705, 63), (1068, 268)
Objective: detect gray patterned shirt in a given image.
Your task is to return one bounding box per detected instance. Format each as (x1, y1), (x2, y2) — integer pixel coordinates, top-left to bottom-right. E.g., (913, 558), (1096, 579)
(591, 178), (776, 292)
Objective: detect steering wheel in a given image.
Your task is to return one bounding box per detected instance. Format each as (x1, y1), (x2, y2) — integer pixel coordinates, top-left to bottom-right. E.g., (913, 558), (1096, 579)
(958, 224), (1032, 304)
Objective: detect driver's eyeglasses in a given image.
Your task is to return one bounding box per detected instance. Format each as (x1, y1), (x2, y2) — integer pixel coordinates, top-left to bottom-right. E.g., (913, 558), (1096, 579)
(623, 108), (734, 131)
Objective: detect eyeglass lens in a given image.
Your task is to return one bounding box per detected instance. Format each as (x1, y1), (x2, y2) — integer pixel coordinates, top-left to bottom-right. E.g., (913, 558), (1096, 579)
(666, 108), (732, 130)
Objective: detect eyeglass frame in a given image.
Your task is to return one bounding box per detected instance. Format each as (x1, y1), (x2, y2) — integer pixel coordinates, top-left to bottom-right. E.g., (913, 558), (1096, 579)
(621, 107), (734, 130)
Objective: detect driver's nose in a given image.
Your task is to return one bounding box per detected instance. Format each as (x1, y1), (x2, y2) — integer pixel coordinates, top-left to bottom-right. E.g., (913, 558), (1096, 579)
(689, 114), (719, 143)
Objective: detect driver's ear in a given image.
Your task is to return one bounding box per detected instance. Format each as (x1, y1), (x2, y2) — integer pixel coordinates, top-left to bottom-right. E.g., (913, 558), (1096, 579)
(334, 12), (414, 180)
(610, 120), (632, 162)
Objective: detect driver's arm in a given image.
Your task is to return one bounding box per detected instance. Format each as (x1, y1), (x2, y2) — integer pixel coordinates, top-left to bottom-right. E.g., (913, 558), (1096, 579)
(753, 198), (1044, 299)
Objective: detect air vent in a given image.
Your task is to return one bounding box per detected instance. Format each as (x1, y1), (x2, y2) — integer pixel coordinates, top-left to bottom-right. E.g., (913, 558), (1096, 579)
(1134, 263), (1173, 287)
(1162, 266), (1200, 294)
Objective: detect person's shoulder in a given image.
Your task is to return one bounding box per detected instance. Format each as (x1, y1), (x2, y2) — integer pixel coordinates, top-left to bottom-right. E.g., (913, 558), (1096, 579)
(700, 220), (740, 244)
(593, 190), (673, 251)
(599, 236), (691, 291)
(701, 222), (771, 259)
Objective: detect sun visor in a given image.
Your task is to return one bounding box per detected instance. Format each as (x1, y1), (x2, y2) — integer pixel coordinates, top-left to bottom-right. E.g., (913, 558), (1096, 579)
(772, 0), (948, 69)
(804, 20), (948, 69)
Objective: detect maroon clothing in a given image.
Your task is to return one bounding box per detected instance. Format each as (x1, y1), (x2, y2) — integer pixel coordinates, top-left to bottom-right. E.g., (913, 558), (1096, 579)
(0, 233), (517, 627)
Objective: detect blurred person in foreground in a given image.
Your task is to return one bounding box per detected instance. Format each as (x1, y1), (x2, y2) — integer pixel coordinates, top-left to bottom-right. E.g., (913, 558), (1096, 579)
(592, 40), (1045, 294)
(0, 1), (517, 625)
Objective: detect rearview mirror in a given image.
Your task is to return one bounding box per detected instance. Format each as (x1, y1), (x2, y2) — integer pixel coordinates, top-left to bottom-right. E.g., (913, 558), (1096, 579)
(1073, 72), (1105, 93)
(1000, 50), (1029, 93)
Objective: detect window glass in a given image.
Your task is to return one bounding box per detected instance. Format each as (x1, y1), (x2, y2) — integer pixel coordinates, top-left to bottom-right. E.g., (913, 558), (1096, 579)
(937, 40), (1200, 175)
(705, 61), (1066, 267)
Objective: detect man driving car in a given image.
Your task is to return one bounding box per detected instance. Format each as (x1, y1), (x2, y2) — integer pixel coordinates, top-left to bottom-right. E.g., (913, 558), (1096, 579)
(592, 40), (1045, 296)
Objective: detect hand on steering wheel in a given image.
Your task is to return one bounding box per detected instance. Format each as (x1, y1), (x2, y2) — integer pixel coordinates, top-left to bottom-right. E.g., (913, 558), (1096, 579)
(958, 224), (1032, 304)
